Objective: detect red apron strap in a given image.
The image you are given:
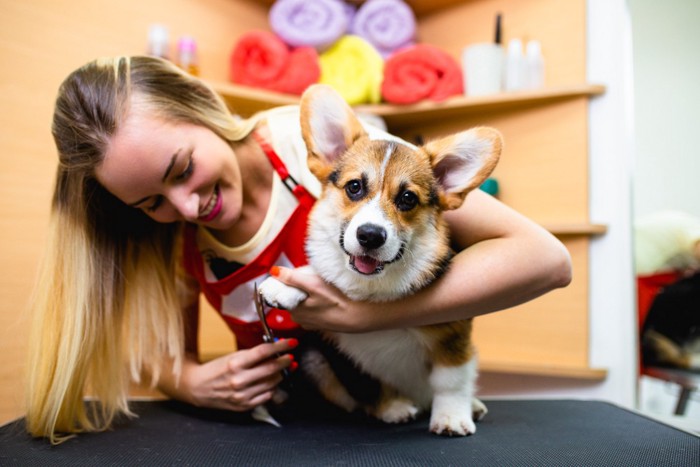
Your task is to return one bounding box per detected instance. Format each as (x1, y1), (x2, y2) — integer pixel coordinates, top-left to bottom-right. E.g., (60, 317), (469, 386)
(253, 131), (304, 197)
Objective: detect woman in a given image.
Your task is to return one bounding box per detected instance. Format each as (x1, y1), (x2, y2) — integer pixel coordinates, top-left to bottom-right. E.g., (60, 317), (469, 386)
(27, 56), (571, 443)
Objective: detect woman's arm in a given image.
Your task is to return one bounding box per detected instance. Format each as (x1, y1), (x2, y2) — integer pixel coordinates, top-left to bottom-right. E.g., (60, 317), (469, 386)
(276, 189), (572, 332)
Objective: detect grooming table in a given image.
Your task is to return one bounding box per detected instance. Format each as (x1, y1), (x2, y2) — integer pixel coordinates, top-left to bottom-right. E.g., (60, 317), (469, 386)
(1, 399), (698, 466)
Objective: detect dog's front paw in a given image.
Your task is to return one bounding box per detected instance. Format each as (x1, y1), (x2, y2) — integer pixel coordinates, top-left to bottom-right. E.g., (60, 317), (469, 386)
(429, 400), (476, 437)
(430, 410), (476, 436)
(258, 277), (308, 310)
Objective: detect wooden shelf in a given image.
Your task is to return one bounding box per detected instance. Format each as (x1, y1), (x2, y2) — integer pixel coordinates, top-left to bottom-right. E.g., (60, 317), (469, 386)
(358, 84), (606, 130)
(211, 81), (606, 129)
(543, 223), (608, 237)
(481, 360), (608, 381)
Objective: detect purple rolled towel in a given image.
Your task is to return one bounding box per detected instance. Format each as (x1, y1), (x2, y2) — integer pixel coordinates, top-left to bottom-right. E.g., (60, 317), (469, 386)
(269, 0), (350, 51)
(351, 0), (416, 58)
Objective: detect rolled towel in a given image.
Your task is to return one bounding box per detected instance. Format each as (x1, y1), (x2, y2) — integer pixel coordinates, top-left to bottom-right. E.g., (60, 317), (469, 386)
(229, 30), (320, 95)
(319, 35), (384, 105)
(381, 44), (464, 104)
(351, 0), (416, 58)
(269, 0), (350, 51)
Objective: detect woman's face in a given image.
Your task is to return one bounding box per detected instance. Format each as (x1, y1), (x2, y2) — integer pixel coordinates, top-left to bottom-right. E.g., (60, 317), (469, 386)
(96, 108), (243, 230)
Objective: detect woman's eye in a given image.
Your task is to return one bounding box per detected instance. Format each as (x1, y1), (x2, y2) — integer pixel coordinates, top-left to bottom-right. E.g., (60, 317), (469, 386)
(176, 157), (195, 181)
(345, 179), (365, 201)
(396, 190), (419, 211)
(146, 195), (164, 212)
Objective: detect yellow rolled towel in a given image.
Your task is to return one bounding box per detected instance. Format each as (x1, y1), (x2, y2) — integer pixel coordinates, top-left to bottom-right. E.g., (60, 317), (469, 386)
(319, 35), (384, 105)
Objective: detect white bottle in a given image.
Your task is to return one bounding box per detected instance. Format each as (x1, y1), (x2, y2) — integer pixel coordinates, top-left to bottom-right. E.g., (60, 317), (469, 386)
(525, 40), (544, 89)
(504, 38), (525, 91)
(148, 24), (170, 60)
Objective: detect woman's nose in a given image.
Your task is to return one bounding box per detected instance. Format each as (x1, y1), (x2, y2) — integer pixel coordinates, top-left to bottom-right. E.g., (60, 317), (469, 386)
(170, 189), (200, 221)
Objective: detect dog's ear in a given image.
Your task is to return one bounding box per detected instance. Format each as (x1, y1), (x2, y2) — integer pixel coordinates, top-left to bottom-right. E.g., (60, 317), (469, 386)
(423, 127), (502, 210)
(300, 84), (367, 181)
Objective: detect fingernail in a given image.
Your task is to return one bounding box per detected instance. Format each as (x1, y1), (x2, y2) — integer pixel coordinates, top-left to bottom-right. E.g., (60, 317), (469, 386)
(287, 338), (299, 349)
(290, 361), (299, 372)
(270, 266), (280, 277)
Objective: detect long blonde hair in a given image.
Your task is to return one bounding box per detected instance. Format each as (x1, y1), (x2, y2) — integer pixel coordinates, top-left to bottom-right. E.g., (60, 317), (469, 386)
(26, 56), (256, 443)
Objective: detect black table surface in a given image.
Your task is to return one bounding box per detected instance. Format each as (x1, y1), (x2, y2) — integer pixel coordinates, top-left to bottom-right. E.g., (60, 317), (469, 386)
(1, 399), (698, 466)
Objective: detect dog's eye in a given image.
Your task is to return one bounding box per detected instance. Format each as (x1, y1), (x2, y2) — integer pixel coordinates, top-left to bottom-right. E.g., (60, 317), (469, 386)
(345, 179), (364, 200)
(396, 190), (419, 211)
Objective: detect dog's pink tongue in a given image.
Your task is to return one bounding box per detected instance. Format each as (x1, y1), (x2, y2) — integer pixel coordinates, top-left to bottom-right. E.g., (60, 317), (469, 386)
(354, 255), (379, 274)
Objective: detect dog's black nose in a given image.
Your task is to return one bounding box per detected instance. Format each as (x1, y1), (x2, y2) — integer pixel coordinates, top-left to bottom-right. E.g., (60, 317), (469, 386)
(357, 224), (387, 250)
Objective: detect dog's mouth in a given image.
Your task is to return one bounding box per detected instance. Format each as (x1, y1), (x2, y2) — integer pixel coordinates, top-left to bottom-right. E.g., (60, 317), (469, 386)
(350, 255), (385, 275)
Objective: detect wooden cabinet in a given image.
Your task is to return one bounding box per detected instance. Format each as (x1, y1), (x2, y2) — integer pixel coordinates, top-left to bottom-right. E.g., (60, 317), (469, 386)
(208, 0), (607, 379)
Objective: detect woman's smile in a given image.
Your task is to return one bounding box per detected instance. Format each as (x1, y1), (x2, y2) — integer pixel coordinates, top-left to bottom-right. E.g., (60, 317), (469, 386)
(199, 184), (222, 221)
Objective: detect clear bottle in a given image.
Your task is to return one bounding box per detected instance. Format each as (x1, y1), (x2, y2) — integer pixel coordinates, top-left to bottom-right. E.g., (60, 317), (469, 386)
(176, 36), (199, 76)
(147, 24), (170, 60)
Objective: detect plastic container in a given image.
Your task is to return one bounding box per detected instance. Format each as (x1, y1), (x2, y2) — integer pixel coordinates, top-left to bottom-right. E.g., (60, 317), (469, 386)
(177, 36), (199, 76)
(525, 40), (544, 89)
(504, 38), (525, 91)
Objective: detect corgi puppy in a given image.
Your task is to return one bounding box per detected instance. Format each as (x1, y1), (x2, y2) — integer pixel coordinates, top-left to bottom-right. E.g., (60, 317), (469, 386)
(260, 84), (502, 436)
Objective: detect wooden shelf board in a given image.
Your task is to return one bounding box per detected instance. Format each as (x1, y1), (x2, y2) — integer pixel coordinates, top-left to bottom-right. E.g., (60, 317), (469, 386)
(358, 84), (606, 129)
(480, 360), (608, 381)
(211, 81), (606, 126)
(543, 223), (608, 236)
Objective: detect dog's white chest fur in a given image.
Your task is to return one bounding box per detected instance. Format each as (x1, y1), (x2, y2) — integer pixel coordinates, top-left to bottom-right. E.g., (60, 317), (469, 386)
(330, 329), (433, 408)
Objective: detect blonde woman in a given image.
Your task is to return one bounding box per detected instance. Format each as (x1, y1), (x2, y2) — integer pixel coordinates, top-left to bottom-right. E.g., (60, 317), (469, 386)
(27, 56), (571, 443)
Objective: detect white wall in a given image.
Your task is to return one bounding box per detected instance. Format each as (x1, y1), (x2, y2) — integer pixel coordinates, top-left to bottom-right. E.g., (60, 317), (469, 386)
(629, 0), (700, 220)
(479, 0), (639, 409)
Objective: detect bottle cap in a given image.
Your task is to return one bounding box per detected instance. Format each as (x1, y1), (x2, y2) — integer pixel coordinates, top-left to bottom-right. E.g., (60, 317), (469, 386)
(178, 35), (197, 53)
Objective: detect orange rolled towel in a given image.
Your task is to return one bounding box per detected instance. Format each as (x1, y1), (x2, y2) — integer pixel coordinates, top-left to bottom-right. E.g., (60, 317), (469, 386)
(230, 30), (320, 95)
(381, 44), (463, 104)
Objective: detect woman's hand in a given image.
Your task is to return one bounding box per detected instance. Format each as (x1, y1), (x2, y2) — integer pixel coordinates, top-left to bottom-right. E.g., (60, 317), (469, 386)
(160, 338), (298, 412)
(270, 267), (379, 332)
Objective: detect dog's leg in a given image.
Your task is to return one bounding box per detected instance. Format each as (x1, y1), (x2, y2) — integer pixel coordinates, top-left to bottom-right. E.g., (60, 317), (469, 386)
(302, 349), (359, 413)
(429, 357), (479, 436)
(258, 266), (314, 310)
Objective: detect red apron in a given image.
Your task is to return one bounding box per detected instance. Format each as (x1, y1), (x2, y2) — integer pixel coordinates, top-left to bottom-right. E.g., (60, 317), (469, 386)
(183, 132), (315, 349)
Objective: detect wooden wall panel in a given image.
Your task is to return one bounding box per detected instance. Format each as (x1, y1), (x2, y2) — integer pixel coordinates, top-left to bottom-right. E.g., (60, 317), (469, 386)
(395, 98), (591, 224)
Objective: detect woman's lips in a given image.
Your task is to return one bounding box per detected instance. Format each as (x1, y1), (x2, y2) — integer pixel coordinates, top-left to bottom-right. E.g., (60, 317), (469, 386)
(199, 185), (222, 222)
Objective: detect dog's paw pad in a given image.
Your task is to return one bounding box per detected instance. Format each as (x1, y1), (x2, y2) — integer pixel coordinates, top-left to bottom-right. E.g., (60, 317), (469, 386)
(258, 277), (307, 310)
(429, 412), (476, 436)
(375, 399), (420, 424)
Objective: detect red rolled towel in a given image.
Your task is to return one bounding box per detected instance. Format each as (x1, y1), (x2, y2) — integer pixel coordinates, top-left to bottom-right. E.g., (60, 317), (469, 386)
(230, 30), (320, 95)
(381, 44), (464, 104)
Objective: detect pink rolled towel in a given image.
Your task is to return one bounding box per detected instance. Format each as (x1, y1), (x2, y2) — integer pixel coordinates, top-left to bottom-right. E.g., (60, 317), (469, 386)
(381, 44), (464, 104)
(229, 30), (320, 95)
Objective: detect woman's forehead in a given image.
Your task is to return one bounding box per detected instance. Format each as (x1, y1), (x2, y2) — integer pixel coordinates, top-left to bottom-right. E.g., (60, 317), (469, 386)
(96, 112), (183, 201)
